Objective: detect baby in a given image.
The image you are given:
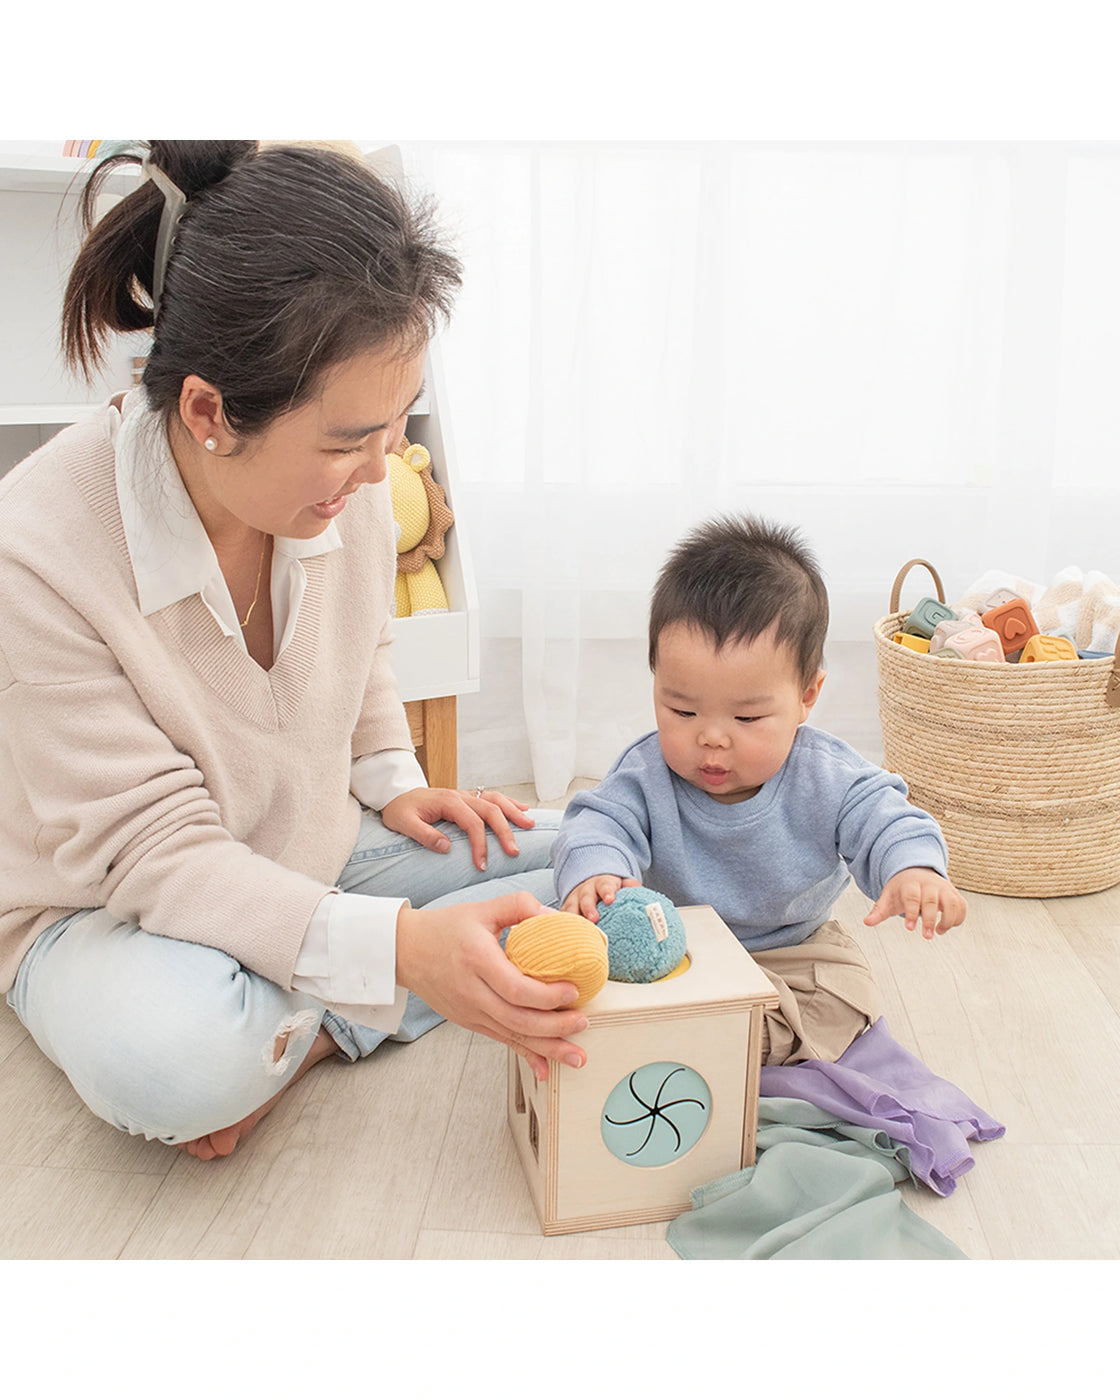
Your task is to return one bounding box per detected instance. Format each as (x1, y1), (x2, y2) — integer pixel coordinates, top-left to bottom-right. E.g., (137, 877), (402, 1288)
(552, 513), (966, 1065)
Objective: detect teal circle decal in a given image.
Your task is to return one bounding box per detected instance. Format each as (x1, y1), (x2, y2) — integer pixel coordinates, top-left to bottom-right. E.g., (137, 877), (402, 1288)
(601, 1062), (711, 1167)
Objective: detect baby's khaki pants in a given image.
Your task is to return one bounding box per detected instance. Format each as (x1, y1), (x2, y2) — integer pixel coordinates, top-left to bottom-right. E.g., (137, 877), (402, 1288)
(751, 920), (882, 1065)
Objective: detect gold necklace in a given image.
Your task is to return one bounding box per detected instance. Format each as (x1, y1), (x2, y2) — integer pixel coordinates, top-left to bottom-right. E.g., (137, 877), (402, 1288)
(240, 533), (268, 629)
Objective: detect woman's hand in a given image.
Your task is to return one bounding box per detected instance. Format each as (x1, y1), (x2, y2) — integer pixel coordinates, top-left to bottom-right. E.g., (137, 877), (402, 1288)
(380, 786), (536, 871)
(395, 891), (590, 1080)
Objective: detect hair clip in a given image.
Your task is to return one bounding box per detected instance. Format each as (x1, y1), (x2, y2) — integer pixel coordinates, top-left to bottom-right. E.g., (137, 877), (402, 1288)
(142, 153), (188, 319)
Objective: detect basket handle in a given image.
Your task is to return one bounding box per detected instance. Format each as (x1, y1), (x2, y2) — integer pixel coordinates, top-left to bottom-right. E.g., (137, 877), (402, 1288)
(1108, 635), (1120, 709)
(889, 559), (946, 613)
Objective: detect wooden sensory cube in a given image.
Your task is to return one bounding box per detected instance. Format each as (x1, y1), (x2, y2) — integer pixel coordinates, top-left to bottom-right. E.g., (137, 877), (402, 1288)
(506, 905), (779, 1236)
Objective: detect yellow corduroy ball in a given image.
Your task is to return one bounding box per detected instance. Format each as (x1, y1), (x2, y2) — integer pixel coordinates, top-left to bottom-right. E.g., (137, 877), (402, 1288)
(505, 912), (609, 1008)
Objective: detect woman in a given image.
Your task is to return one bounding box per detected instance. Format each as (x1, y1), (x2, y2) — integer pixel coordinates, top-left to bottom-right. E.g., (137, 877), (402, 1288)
(0, 140), (587, 1161)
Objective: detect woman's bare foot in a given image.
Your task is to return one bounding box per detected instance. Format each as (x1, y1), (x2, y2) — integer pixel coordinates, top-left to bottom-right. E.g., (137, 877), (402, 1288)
(176, 1026), (337, 1161)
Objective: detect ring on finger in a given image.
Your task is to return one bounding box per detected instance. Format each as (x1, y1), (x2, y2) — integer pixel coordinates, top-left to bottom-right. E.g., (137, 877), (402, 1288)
(474, 786), (486, 798)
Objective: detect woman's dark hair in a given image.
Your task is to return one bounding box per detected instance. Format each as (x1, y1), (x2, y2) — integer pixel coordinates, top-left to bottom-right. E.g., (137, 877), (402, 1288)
(648, 514), (829, 686)
(62, 140), (462, 436)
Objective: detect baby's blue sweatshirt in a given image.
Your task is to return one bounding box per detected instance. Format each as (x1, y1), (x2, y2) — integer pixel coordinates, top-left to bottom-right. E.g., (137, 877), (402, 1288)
(551, 725), (949, 952)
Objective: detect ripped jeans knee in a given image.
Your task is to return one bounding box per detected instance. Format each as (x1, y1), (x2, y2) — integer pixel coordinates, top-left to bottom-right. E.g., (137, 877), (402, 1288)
(264, 1007), (323, 1078)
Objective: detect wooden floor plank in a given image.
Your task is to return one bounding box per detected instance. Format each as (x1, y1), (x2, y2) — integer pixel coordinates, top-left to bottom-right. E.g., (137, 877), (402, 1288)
(897, 1174), (993, 1259)
(535, 1233), (678, 1260)
(870, 889), (1120, 1146)
(1041, 888), (1120, 1020)
(240, 1026), (471, 1259)
(422, 1033), (555, 1237)
(0, 1163), (162, 1259)
(960, 1144), (1120, 1259)
(413, 1228), (543, 1260)
(120, 1098), (307, 1259)
(0, 1039), (90, 1170)
(0, 1000), (28, 1064)
(42, 1110), (174, 1178)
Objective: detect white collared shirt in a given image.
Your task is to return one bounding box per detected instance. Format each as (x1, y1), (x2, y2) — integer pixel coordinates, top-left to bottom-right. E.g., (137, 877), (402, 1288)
(112, 391), (429, 1032)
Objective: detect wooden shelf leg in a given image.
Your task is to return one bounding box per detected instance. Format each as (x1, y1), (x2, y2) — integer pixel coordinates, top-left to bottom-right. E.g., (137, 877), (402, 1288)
(420, 695), (458, 790)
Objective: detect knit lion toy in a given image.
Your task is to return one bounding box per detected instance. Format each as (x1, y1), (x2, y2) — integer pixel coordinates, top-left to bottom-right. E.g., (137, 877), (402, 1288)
(388, 437), (455, 617)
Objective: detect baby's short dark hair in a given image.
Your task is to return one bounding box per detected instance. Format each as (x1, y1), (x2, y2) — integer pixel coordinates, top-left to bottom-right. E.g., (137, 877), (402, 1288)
(648, 514), (829, 685)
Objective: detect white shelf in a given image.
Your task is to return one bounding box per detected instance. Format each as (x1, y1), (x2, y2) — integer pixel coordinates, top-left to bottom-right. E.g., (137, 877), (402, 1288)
(0, 403), (103, 426)
(0, 152), (139, 195)
(392, 347), (479, 702)
(0, 143), (401, 197)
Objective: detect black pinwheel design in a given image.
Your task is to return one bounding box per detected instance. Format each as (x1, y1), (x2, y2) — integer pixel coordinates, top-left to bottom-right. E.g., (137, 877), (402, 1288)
(603, 1065), (707, 1158)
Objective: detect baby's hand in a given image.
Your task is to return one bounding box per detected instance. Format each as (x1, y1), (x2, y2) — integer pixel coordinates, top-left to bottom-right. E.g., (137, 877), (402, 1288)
(864, 868), (967, 940)
(562, 875), (641, 923)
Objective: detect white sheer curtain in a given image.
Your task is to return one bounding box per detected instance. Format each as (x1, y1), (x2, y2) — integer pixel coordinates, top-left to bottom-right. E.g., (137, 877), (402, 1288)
(402, 142), (1120, 800)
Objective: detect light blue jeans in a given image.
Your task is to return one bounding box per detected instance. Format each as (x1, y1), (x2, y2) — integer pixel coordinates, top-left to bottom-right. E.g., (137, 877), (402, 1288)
(6, 807), (562, 1145)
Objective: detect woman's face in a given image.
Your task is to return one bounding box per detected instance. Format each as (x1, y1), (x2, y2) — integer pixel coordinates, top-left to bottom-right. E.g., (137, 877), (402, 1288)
(181, 346), (428, 542)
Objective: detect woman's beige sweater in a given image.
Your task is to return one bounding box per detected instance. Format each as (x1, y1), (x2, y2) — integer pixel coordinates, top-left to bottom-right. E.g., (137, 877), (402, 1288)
(0, 408), (413, 992)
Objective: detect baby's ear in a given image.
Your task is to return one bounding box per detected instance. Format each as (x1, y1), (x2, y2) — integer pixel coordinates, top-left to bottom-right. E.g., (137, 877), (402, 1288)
(801, 670), (826, 715)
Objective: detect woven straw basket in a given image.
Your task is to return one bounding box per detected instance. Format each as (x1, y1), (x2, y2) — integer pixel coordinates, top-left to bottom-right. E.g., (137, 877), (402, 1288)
(874, 559), (1120, 897)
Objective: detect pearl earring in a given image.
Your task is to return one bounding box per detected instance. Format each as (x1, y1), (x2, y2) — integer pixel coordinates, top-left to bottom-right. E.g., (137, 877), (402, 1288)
(204, 438), (217, 452)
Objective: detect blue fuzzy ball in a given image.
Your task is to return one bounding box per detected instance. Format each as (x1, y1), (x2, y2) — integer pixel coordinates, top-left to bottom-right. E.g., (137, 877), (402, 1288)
(597, 886), (687, 982)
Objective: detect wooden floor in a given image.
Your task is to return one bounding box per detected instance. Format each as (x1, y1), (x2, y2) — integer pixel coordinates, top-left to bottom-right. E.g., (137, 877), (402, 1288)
(3, 781), (1120, 1260)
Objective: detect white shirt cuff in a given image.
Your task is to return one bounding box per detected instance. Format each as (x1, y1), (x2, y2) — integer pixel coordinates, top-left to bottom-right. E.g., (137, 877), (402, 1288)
(351, 749), (429, 810)
(292, 890), (410, 1034)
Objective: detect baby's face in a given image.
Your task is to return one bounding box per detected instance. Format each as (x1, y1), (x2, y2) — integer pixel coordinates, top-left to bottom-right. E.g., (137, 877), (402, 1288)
(653, 622), (824, 803)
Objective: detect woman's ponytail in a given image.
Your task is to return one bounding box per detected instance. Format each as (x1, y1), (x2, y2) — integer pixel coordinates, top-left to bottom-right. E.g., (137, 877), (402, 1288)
(61, 141), (257, 378)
